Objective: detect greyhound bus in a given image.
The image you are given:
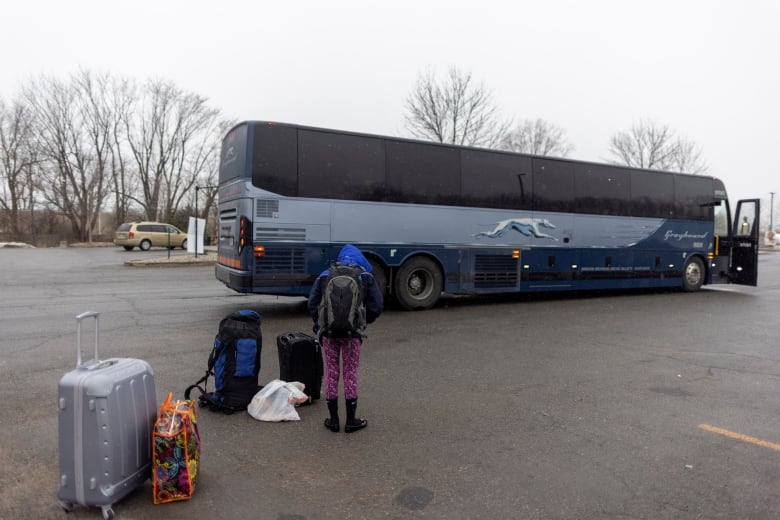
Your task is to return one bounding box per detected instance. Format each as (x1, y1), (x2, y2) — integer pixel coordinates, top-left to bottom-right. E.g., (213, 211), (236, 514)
(215, 120), (759, 310)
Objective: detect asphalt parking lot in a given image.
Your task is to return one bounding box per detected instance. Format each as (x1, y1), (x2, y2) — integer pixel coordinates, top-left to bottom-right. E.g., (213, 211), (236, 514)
(1, 246), (780, 519)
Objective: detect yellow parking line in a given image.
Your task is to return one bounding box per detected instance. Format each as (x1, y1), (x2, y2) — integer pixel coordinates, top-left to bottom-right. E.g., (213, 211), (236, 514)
(698, 423), (780, 452)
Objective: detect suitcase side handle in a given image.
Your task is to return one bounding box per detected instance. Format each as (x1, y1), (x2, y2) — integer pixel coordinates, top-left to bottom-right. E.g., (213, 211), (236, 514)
(75, 311), (100, 367)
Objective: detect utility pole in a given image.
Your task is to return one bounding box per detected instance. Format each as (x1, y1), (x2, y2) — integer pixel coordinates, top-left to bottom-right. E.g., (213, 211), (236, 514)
(771, 192), (775, 232)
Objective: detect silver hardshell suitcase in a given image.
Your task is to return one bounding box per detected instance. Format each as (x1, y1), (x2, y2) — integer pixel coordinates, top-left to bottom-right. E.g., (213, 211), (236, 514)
(57, 311), (157, 519)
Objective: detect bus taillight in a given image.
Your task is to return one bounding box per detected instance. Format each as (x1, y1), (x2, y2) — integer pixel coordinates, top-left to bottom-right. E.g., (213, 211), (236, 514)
(253, 245), (265, 258)
(239, 216), (252, 254)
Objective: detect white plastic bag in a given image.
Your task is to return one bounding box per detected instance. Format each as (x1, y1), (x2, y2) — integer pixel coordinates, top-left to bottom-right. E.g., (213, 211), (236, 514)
(247, 379), (308, 422)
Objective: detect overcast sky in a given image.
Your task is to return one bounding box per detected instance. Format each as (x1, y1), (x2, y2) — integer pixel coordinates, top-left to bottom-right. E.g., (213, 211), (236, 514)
(2, 0), (778, 214)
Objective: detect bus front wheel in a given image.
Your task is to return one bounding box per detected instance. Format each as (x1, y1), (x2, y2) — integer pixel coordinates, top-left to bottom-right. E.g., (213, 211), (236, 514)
(682, 256), (705, 292)
(394, 256), (443, 311)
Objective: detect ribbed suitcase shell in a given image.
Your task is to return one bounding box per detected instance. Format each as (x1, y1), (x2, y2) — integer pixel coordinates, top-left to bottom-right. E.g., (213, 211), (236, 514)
(57, 312), (157, 519)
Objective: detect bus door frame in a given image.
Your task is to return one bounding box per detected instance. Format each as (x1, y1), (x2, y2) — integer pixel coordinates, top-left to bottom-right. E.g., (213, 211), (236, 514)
(728, 198), (760, 286)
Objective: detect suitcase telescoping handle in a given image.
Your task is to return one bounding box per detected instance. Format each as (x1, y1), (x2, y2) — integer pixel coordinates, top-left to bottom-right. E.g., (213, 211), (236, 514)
(75, 311), (100, 367)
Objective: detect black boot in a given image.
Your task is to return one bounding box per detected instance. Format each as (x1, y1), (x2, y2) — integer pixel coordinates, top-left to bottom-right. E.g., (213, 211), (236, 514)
(324, 399), (339, 432)
(344, 398), (367, 433)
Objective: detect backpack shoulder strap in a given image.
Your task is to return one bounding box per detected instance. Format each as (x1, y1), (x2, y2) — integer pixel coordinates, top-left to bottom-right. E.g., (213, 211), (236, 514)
(207, 336), (229, 371)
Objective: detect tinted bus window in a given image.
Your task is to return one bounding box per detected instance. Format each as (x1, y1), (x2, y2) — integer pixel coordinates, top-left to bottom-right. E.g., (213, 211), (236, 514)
(533, 158), (574, 212)
(219, 124), (248, 183)
(631, 170), (674, 218)
(251, 124), (298, 196)
(386, 141), (461, 205)
(575, 164), (630, 215)
(714, 200), (729, 236)
(299, 130), (386, 200)
(675, 175), (714, 220)
(462, 150), (532, 210)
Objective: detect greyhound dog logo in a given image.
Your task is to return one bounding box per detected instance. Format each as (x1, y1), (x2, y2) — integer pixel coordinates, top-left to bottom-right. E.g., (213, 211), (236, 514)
(474, 218), (558, 240)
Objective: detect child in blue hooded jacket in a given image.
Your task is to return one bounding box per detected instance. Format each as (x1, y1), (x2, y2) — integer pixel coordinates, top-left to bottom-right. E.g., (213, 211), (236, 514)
(308, 244), (383, 433)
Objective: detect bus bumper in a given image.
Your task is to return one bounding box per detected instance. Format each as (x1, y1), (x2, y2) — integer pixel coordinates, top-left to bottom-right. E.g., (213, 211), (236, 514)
(215, 263), (316, 296)
(215, 264), (254, 293)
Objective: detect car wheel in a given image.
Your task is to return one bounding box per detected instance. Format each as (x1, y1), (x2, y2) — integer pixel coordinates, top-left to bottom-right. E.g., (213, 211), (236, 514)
(139, 239), (152, 251)
(181, 239), (188, 250)
(122, 246), (133, 251)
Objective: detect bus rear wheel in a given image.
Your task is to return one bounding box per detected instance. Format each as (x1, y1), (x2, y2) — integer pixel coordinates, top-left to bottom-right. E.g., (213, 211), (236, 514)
(394, 256), (443, 310)
(682, 256), (705, 292)
(367, 258), (387, 300)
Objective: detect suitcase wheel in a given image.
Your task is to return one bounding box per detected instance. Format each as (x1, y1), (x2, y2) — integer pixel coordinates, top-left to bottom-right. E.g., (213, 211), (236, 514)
(101, 505), (115, 520)
(58, 499), (73, 513)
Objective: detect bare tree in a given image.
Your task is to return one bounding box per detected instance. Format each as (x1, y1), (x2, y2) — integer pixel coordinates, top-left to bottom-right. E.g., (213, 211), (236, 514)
(404, 66), (510, 148)
(71, 70), (129, 238)
(499, 118), (574, 157)
(23, 72), (115, 242)
(2, 69), (229, 243)
(0, 95), (38, 240)
(670, 137), (707, 175)
(125, 80), (223, 222)
(608, 119), (707, 174)
(94, 74), (136, 227)
(192, 118), (234, 219)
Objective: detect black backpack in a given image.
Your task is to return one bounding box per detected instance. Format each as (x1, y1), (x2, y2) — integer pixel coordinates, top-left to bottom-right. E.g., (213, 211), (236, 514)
(317, 262), (367, 338)
(185, 309), (262, 413)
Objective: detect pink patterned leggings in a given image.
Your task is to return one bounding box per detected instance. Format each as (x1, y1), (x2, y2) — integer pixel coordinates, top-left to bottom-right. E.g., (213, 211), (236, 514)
(321, 337), (362, 400)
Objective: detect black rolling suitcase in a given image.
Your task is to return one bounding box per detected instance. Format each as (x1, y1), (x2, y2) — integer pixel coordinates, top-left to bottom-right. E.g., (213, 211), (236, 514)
(276, 332), (323, 404)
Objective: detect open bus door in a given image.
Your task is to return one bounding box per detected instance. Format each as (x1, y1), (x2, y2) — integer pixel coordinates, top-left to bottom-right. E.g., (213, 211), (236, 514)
(727, 198), (760, 286)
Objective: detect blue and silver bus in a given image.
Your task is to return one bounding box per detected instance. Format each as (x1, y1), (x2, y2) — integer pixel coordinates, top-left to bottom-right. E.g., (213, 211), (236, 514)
(215, 121), (759, 310)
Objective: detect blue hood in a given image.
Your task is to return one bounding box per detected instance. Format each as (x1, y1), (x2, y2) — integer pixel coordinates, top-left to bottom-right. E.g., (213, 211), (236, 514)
(337, 244), (372, 273)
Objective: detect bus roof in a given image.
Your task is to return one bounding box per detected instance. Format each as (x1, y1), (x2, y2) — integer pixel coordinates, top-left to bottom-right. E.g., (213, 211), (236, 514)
(230, 119), (723, 185)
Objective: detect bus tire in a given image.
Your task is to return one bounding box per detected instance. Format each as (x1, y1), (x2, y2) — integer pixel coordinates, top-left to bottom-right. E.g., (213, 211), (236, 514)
(394, 256), (443, 310)
(367, 258), (387, 300)
(682, 256), (705, 292)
